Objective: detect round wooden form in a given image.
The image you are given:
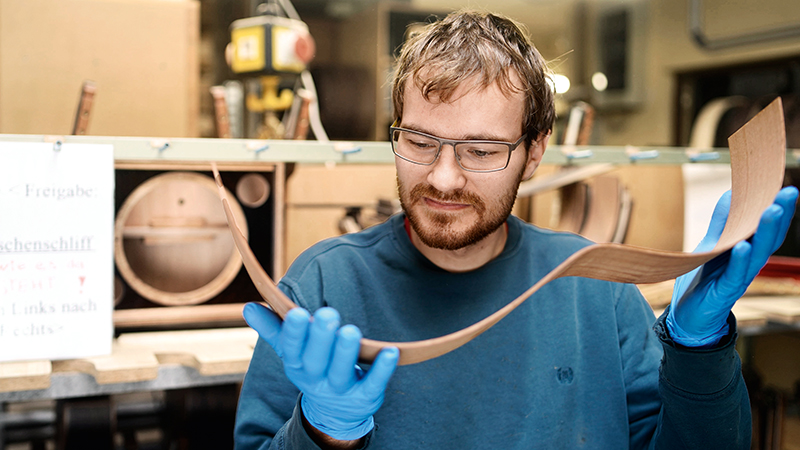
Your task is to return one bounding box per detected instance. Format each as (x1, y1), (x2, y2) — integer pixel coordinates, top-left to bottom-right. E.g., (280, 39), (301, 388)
(235, 173), (271, 208)
(115, 172), (248, 306)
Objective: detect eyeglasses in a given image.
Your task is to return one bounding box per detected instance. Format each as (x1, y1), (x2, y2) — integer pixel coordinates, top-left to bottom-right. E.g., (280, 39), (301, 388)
(390, 126), (527, 173)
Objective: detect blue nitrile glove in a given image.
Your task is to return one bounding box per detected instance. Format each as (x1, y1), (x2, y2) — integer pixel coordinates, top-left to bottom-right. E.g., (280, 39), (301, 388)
(243, 302), (399, 441)
(667, 186), (798, 347)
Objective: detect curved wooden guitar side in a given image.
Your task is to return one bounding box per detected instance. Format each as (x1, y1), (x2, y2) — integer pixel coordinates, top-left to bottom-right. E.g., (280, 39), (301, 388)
(214, 99), (786, 366)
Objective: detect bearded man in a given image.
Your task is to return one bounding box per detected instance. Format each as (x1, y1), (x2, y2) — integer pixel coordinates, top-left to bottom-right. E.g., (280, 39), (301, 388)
(234, 9), (798, 450)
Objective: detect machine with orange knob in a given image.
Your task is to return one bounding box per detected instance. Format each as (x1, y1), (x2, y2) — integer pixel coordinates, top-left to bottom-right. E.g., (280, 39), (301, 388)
(225, 0), (317, 139)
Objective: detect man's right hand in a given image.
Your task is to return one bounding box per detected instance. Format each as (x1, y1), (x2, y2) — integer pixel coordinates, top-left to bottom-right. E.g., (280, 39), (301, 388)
(243, 303), (399, 443)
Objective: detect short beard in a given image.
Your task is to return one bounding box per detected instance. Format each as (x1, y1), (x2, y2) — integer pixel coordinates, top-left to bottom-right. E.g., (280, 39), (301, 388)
(398, 173), (522, 250)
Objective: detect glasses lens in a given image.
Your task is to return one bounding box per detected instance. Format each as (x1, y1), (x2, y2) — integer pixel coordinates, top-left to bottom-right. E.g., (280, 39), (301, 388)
(392, 130), (440, 164)
(455, 142), (511, 171)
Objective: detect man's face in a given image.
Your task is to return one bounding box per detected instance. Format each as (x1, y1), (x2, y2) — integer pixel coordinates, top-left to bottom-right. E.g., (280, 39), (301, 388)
(396, 78), (542, 251)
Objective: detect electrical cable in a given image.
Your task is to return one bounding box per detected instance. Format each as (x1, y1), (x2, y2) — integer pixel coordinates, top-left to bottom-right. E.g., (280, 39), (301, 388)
(301, 70), (329, 142)
(278, 0), (301, 20)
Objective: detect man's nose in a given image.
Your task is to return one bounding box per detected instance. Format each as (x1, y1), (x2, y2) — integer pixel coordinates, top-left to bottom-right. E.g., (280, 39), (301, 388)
(427, 144), (467, 192)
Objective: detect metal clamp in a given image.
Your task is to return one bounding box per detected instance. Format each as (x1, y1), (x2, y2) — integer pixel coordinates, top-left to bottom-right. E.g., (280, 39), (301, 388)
(150, 140), (171, 153)
(687, 150), (720, 162)
(44, 135), (65, 152)
(246, 141), (270, 154)
(626, 146), (660, 161)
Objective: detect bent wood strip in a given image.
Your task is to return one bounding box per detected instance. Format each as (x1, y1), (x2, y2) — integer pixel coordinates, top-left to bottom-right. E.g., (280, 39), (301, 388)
(578, 176), (623, 243)
(214, 98), (786, 366)
(516, 163), (615, 197)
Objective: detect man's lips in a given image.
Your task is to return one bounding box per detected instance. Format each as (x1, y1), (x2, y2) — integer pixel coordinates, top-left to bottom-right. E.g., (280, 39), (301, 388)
(406, 183), (485, 215)
(423, 197), (471, 210)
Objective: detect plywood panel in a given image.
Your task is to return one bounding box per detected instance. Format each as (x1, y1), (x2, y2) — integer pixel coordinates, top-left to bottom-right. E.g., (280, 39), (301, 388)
(286, 164), (398, 205)
(285, 164), (398, 267)
(615, 165), (684, 251)
(0, 0), (199, 137)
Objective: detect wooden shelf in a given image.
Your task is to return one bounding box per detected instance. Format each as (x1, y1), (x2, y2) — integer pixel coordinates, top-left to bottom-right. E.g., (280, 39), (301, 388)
(3, 134), (795, 167)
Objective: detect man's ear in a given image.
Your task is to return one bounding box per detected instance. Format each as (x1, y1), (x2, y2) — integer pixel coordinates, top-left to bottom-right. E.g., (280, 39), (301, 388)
(521, 132), (550, 181)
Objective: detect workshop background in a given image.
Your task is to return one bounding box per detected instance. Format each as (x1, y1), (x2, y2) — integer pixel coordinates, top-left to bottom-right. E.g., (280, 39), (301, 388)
(1, 0), (800, 448)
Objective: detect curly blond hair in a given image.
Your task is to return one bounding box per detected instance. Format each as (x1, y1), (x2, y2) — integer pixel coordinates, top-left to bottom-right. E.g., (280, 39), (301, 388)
(392, 10), (555, 146)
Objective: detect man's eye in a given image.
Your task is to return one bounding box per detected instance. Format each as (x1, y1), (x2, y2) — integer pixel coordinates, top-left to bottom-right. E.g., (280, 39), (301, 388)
(465, 147), (498, 158)
(410, 140), (436, 149)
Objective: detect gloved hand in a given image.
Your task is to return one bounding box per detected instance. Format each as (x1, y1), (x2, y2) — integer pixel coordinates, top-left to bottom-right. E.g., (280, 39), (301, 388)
(667, 186), (798, 347)
(243, 302), (399, 441)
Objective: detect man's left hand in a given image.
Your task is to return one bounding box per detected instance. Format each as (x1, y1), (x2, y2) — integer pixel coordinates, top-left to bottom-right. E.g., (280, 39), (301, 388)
(667, 186), (798, 348)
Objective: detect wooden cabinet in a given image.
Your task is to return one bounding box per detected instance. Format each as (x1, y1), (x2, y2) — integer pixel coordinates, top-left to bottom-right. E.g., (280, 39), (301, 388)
(112, 160), (286, 330)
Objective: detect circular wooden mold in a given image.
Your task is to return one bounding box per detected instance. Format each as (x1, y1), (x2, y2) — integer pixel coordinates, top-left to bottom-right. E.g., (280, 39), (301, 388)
(235, 173), (270, 208)
(114, 172), (248, 306)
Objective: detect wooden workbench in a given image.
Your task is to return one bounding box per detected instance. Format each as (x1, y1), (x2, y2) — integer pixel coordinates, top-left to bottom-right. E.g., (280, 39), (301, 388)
(2, 292), (800, 403)
(643, 277), (800, 334)
(0, 327), (258, 402)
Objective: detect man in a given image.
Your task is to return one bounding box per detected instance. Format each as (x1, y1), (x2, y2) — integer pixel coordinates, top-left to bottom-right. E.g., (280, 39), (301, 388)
(234, 10), (798, 450)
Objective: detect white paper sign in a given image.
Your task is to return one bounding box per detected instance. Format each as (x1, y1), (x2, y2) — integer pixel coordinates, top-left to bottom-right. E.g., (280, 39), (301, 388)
(0, 142), (114, 361)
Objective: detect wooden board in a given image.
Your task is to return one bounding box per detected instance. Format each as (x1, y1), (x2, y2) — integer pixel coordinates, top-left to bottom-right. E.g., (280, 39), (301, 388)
(746, 276), (800, 296)
(580, 176), (623, 243)
(116, 327), (258, 377)
(730, 303), (770, 328)
(113, 303), (247, 329)
(52, 343), (160, 385)
(737, 297), (800, 324)
(0, 327), (262, 391)
(0, 361), (52, 393)
(517, 163), (615, 197)
(558, 182), (589, 234)
(650, 303), (769, 329)
(0, 327), (258, 401)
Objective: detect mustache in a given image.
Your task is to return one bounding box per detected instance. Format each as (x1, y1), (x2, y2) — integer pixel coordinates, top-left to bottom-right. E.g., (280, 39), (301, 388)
(408, 184), (486, 214)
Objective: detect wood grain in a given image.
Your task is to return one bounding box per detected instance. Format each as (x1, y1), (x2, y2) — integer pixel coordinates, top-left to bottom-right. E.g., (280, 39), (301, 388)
(215, 98), (787, 366)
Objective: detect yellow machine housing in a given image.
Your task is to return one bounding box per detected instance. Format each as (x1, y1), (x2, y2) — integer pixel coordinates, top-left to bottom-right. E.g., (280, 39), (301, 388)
(229, 15), (315, 76)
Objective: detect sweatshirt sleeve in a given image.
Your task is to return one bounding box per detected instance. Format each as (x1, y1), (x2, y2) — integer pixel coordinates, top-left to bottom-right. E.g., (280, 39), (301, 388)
(233, 337), (306, 450)
(234, 274), (373, 450)
(650, 308), (751, 449)
(234, 274), (321, 450)
(268, 398), (373, 450)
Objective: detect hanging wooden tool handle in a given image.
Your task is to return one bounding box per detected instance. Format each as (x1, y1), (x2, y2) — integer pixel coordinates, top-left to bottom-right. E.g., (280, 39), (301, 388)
(210, 86), (232, 139)
(72, 80), (96, 136)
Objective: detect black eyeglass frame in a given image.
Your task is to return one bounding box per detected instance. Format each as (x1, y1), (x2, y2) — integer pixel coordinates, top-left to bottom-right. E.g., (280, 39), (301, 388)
(389, 126), (528, 173)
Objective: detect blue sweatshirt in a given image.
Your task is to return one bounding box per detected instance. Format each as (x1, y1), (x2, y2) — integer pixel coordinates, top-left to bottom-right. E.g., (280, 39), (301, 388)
(234, 214), (750, 449)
